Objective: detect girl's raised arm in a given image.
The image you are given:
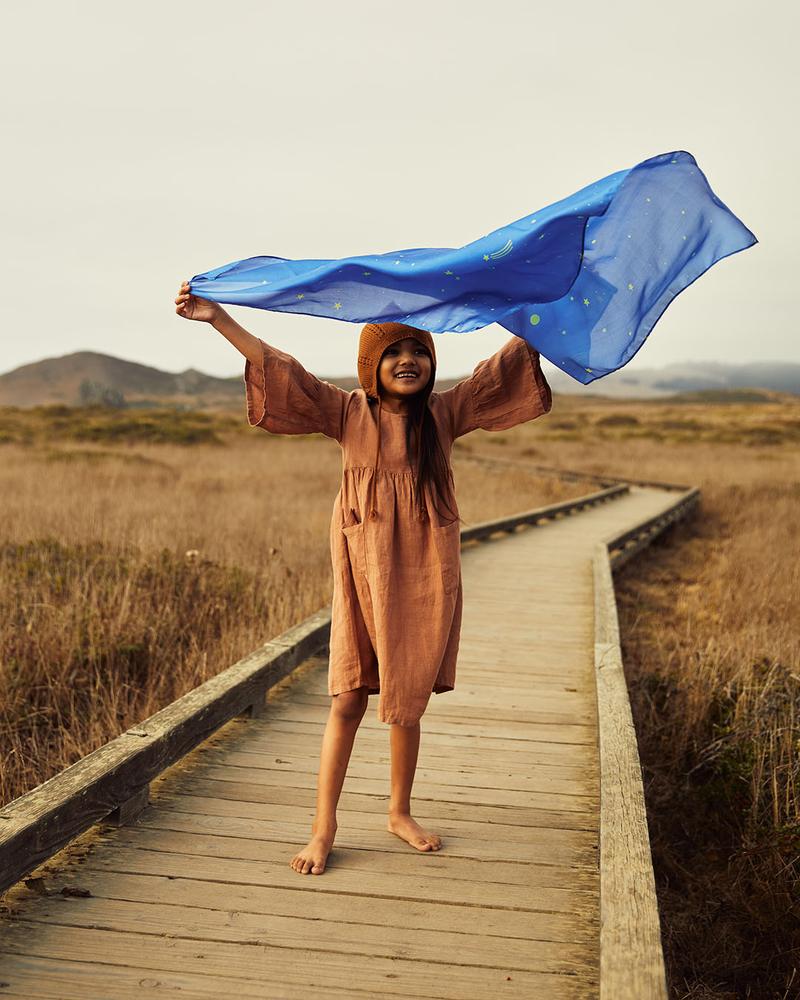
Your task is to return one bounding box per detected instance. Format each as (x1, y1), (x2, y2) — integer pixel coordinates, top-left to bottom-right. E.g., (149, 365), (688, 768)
(174, 279), (349, 442)
(435, 335), (553, 440)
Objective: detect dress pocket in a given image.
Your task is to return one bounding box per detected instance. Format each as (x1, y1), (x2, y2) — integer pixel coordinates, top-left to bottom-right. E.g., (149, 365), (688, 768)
(342, 509), (367, 578)
(432, 519), (461, 596)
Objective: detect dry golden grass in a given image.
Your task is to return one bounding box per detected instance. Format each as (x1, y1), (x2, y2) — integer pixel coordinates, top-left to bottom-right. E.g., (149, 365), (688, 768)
(1, 395), (798, 996)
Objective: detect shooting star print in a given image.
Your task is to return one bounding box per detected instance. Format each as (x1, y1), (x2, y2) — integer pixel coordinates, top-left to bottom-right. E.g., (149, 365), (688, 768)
(488, 239), (514, 260)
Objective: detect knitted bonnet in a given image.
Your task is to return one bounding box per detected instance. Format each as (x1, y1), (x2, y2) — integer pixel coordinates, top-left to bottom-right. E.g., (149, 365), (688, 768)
(357, 321), (437, 520)
(357, 321), (437, 399)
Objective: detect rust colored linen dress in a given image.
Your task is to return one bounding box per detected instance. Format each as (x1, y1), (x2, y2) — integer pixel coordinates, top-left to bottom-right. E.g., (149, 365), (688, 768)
(244, 334), (553, 725)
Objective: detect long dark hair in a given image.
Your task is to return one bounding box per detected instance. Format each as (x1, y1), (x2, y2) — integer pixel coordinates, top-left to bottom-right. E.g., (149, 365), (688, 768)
(384, 345), (461, 525)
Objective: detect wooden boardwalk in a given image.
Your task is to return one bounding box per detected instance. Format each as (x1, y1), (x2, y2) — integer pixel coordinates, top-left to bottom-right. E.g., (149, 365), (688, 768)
(0, 485), (679, 999)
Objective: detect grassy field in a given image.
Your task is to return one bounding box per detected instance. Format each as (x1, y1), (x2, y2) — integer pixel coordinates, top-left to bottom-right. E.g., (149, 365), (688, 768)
(1, 392), (798, 997)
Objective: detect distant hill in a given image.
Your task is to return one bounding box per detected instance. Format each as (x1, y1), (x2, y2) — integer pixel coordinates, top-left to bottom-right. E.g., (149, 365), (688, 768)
(0, 352), (250, 409)
(546, 360), (800, 400)
(0, 350), (798, 409)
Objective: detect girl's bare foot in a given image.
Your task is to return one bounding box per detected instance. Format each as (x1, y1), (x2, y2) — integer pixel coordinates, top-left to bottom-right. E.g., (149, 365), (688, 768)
(290, 819), (337, 875)
(387, 811), (442, 852)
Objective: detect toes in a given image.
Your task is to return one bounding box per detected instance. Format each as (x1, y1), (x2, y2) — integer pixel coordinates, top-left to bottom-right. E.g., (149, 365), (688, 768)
(311, 862), (325, 874)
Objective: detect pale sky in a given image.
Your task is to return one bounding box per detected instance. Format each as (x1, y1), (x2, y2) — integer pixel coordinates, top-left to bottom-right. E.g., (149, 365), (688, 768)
(1, 0), (793, 381)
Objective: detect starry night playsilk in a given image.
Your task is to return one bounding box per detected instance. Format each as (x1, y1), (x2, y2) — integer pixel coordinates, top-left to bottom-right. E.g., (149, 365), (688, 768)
(188, 150), (757, 385)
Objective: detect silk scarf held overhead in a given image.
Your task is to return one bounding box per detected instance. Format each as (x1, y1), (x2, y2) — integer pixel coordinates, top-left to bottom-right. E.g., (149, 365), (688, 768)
(188, 150), (757, 384)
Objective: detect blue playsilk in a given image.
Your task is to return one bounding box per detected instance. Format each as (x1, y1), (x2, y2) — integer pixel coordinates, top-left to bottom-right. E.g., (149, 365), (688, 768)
(189, 150), (757, 384)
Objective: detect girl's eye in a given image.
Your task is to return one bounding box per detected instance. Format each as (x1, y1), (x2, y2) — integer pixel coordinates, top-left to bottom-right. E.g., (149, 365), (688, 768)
(384, 345), (426, 359)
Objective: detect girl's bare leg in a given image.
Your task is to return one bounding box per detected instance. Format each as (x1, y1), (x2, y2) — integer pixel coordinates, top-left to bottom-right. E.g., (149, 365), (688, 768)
(290, 686), (369, 875)
(387, 721), (442, 852)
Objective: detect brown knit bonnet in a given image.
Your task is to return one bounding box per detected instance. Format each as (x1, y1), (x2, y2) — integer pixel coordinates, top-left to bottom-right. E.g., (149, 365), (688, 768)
(358, 321), (437, 521)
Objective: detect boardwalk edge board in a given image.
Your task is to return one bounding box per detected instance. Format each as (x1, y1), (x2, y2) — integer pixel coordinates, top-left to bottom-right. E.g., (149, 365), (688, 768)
(595, 485), (699, 1000)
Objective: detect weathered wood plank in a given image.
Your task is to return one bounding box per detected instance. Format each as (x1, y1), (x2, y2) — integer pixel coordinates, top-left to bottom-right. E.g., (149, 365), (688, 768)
(203, 730), (600, 772)
(225, 717), (597, 748)
(4, 893), (598, 973)
(0, 955), (392, 1000)
(5, 867), (597, 942)
(184, 747), (599, 789)
(75, 845), (597, 916)
(243, 706), (598, 744)
(131, 807), (597, 869)
(93, 824), (600, 888)
(221, 720), (600, 758)
(0, 925), (599, 999)
(175, 759), (597, 807)
(168, 775), (598, 831)
(108, 796), (598, 867)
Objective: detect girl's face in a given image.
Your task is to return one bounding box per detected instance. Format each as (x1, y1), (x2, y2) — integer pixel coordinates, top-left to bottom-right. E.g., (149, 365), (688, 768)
(377, 337), (433, 399)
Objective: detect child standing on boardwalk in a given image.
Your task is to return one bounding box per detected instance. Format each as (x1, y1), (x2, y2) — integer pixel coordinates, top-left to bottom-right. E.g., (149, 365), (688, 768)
(175, 280), (552, 875)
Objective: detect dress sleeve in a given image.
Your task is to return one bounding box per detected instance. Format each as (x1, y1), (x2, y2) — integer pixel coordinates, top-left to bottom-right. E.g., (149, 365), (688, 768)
(244, 337), (349, 442)
(436, 335), (553, 440)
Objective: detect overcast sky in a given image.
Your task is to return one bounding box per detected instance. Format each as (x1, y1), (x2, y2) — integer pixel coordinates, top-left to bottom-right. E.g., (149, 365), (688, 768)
(1, 0), (793, 381)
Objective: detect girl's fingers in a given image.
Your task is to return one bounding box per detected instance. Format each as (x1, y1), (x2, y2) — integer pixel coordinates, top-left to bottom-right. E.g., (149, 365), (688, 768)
(175, 281), (192, 313)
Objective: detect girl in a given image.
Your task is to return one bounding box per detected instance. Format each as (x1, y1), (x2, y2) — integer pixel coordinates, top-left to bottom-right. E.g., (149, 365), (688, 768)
(174, 279), (553, 875)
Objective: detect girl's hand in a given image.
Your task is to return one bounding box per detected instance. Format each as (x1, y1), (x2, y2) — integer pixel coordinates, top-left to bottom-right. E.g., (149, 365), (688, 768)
(175, 280), (224, 325)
